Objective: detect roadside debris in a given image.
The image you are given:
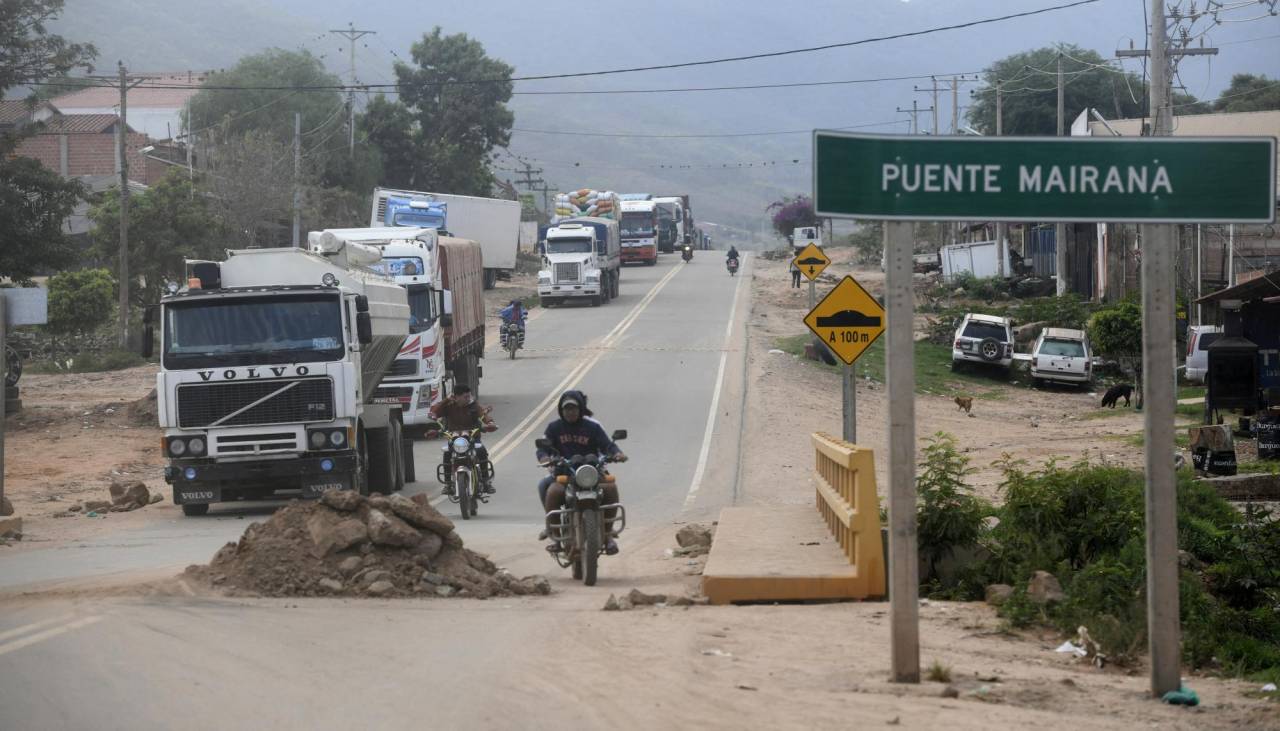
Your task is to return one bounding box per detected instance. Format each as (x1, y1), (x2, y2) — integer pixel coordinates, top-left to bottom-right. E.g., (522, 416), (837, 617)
(1026, 570), (1065, 604)
(674, 522), (715, 557)
(184, 491), (551, 599)
(602, 588), (707, 611)
(0, 516), (23, 543)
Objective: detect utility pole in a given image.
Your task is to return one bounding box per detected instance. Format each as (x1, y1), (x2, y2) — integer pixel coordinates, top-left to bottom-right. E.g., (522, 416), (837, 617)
(914, 77), (942, 135)
(329, 23), (376, 157)
(1055, 53), (1068, 296)
(117, 62), (131, 349)
(896, 101), (933, 135)
(514, 160), (544, 192)
(995, 80), (1007, 278)
(292, 111), (302, 248)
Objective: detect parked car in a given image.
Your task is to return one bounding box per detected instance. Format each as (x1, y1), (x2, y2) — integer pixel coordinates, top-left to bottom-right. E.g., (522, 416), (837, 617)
(1184, 325), (1223, 383)
(1030, 327), (1092, 387)
(952, 313), (1014, 371)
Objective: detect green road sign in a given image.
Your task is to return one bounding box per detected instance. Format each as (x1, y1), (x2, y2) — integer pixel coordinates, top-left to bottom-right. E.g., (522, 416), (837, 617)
(814, 131), (1276, 224)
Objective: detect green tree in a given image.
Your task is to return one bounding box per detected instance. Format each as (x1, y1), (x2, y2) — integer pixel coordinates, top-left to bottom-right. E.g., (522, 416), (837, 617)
(90, 169), (223, 305)
(1213, 73), (1280, 113)
(47, 267), (114, 335)
(848, 221), (883, 265)
(0, 0), (95, 283)
(1088, 299), (1144, 406)
(968, 45), (1205, 135)
(185, 49), (378, 192)
(363, 27), (514, 195)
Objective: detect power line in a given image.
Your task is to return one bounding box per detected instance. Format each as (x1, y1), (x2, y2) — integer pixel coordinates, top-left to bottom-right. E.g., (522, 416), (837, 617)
(26, 0), (1101, 93)
(510, 118), (905, 139)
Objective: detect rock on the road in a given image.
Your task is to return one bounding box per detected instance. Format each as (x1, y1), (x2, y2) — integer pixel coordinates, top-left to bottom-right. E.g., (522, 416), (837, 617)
(185, 490), (549, 599)
(0, 495), (13, 516)
(676, 523), (714, 549)
(108, 481), (152, 511)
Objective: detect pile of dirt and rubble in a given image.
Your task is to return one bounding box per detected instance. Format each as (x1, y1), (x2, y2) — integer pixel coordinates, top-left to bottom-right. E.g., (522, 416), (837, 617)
(185, 490), (551, 599)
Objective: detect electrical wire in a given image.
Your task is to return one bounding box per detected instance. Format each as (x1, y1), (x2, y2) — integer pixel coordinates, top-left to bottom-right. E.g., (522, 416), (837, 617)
(510, 118), (904, 139)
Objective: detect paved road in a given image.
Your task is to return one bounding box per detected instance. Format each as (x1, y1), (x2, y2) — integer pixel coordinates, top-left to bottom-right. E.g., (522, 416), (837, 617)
(0, 252), (751, 729)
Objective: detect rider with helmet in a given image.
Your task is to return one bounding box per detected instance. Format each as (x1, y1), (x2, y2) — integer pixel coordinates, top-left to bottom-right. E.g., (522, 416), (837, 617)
(499, 299), (527, 349)
(535, 391), (627, 553)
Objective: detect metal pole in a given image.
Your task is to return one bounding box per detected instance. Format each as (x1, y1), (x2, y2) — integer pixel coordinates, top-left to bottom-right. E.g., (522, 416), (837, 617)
(292, 112), (301, 248)
(1054, 55), (1064, 297)
(808, 279), (819, 353)
(117, 62), (131, 349)
(0, 295), (6, 513)
(1228, 224), (1235, 287)
(995, 81), (1006, 279)
(930, 77), (939, 136)
(842, 363), (856, 443)
(1143, 0), (1181, 698)
(884, 220), (919, 683)
(1195, 225), (1201, 325)
(951, 77), (959, 135)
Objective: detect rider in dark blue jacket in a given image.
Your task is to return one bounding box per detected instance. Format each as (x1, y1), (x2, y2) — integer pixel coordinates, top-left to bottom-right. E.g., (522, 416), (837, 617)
(535, 391), (627, 552)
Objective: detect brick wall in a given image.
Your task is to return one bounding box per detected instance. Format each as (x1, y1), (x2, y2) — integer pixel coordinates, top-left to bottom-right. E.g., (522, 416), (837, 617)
(12, 131), (160, 185)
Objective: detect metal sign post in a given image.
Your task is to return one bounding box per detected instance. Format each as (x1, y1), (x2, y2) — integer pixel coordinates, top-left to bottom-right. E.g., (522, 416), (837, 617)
(842, 364), (856, 443)
(803, 275), (884, 448)
(814, 128), (1276, 690)
(0, 288), (48, 513)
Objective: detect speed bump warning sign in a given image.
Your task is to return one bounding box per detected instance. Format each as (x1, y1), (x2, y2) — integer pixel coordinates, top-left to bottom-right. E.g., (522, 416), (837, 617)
(803, 275), (886, 365)
(792, 243), (830, 282)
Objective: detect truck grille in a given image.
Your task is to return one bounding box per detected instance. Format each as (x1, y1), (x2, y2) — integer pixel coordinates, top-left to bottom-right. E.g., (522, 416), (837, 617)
(554, 262), (580, 283)
(212, 430), (300, 456)
(177, 378), (334, 429)
(386, 358), (418, 379)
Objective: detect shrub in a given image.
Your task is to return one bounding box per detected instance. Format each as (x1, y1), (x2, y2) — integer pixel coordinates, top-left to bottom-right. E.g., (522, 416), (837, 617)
(916, 433), (992, 593)
(47, 268), (115, 335)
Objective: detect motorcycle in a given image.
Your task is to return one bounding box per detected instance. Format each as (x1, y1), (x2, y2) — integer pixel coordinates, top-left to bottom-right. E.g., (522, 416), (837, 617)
(437, 427), (494, 519)
(537, 430), (628, 586)
(501, 321), (524, 360)
(681, 245), (693, 263)
(726, 257), (739, 276)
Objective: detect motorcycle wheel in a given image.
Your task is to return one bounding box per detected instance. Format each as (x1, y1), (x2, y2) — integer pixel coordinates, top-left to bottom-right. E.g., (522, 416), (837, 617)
(457, 469), (472, 520)
(581, 509), (600, 586)
(470, 468), (480, 515)
(508, 341), (517, 360)
(567, 513), (583, 579)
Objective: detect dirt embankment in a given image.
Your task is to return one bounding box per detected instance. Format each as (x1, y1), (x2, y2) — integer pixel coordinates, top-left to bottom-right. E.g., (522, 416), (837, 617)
(741, 248), (1150, 502)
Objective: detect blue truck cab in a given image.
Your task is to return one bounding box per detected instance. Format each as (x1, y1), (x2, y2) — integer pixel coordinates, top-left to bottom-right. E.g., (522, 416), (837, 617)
(384, 195), (448, 231)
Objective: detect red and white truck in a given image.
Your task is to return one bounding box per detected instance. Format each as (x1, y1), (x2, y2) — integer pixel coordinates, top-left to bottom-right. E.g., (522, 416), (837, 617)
(317, 228), (486, 433)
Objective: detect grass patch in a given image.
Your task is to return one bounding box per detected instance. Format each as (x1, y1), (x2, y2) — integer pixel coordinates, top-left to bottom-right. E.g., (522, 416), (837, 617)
(925, 659), (953, 683)
(775, 333), (1008, 399)
(1112, 430), (1192, 449)
(25, 349), (148, 374)
(1237, 461), (1280, 475)
(1178, 385), (1207, 400)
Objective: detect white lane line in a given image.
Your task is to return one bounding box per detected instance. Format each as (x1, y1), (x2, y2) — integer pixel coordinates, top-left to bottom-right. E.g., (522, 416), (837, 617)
(0, 616), (103, 657)
(0, 614), (75, 644)
(486, 263), (685, 466)
(684, 254), (748, 511)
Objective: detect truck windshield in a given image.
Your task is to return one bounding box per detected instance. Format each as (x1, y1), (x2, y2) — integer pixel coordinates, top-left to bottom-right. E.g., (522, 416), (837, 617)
(621, 213), (655, 238)
(163, 294), (345, 369)
(406, 284), (434, 334)
(547, 237), (593, 254)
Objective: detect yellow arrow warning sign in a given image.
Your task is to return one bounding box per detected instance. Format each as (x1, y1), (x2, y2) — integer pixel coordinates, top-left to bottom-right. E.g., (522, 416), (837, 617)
(792, 243), (830, 282)
(803, 275), (886, 366)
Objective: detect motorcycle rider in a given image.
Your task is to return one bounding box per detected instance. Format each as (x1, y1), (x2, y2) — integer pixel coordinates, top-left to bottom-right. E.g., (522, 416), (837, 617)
(498, 299), (527, 349)
(429, 385), (498, 494)
(535, 391), (627, 554)
(726, 245), (740, 263)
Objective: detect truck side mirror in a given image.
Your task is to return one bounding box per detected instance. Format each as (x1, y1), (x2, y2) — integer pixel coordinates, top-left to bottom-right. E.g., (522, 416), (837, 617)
(439, 289), (453, 328)
(355, 294), (370, 313)
(611, 429), (627, 441)
(356, 312), (373, 345)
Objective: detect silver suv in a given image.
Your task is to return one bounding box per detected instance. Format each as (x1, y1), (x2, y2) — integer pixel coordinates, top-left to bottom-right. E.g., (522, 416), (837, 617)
(951, 313), (1014, 371)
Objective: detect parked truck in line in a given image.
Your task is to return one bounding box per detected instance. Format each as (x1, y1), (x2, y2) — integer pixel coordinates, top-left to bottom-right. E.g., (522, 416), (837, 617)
(370, 187), (520, 290)
(312, 228), (486, 434)
(147, 237), (413, 515)
(539, 217), (621, 307)
(654, 195), (691, 253)
(620, 199), (660, 266)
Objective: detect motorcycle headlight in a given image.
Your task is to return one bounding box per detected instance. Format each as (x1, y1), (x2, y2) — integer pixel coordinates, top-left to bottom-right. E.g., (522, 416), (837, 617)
(451, 436), (471, 455)
(187, 437), (206, 456)
(168, 438), (187, 457)
(574, 464), (600, 489)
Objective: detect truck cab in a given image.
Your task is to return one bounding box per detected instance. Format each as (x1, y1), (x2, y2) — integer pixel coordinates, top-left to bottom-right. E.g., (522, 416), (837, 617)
(620, 200), (660, 266)
(380, 194), (448, 231)
(653, 197), (685, 254)
(539, 221), (620, 307)
(150, 241), (411, 515)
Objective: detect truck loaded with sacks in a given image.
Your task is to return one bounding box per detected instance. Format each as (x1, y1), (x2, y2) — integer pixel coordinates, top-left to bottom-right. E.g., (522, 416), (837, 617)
(538, 217), (621, 307)
(146, 237), (414, 515)
(552, 189), (620, 223)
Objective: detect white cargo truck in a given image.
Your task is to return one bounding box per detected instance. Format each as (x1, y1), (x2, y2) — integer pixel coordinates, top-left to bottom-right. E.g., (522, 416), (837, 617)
(146, 238), (413, 515)
(370, 187), (521, 289)
(538, 218), (621, 307)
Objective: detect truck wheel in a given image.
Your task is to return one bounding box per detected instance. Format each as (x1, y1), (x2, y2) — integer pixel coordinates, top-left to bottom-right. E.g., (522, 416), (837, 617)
(402, 438), (416, 483)
(182, 503), (209, 517)
(590, 295), (601, 307)
(611, 275), (620, 299)
(390, 419), (405, 492)
(366, 427), (394, 495)
(483, 269), (498, 290)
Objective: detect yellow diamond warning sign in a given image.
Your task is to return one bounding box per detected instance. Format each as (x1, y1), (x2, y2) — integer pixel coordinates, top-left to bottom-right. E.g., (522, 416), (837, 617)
(792, 243), (830, 282)
(803, 275), (886, 366)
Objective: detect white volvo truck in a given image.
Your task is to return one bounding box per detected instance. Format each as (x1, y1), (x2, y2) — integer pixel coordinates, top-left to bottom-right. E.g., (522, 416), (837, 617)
(147, 236), (412, 515)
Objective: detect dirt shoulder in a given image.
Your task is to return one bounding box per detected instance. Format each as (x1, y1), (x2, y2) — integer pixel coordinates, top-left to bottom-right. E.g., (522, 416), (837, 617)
(733, 250), (1277, 728)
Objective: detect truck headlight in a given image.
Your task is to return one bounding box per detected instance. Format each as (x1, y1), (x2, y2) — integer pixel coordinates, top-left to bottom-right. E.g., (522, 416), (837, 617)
(538, 273), (551, 284)
(585, 274), (600, 283)
(168, 438), (187, 457)
(310, 431), (328, 449)
(329, 429), (347, 447)
(187, 437), (206, 456)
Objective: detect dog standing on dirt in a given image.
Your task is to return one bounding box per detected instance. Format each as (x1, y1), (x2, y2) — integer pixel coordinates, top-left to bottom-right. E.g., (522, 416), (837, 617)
(954, 396), (973, 414)
(1101, 383), (1134, 408)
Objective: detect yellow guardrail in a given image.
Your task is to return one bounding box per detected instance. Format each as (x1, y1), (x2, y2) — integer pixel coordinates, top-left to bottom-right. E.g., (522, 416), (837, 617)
(812, 432), (886, 598)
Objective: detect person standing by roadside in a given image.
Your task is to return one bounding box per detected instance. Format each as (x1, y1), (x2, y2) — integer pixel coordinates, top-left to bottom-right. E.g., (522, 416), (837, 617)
(790, 257), (802, 288)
